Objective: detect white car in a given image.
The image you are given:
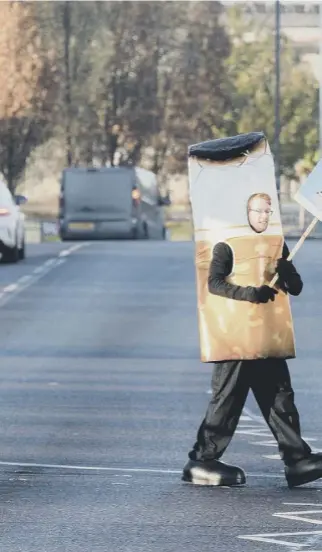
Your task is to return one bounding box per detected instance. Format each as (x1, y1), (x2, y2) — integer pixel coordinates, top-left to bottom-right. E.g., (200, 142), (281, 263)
(0, 180), (26, 263)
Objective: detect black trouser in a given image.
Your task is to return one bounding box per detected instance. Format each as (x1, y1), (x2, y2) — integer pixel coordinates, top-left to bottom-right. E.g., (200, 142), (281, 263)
(189, 359), (311, 466)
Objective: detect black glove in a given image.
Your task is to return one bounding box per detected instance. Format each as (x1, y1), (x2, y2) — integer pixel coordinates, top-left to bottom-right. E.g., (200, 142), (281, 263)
(253, 285), (278, 304)
(276, 258), (293, 281)
(276, 258), (296, 293)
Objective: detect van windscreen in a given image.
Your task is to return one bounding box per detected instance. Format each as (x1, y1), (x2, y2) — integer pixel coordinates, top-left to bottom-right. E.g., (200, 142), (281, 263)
(63, 170), (133, 219)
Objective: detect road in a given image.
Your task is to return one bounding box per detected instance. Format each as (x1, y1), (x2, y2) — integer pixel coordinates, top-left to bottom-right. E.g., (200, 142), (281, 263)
(0, 239), (321, 551)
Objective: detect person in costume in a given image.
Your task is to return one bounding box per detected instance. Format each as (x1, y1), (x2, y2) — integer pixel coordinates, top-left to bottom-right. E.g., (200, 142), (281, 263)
(183, 132), (322, 488)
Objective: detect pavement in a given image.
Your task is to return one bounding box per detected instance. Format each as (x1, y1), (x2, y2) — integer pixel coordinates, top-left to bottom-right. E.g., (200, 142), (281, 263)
(0, 239), (321, 551)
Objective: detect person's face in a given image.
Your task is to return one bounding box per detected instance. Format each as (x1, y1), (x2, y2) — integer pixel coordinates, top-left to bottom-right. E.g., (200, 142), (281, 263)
(247, 197), (272, 233)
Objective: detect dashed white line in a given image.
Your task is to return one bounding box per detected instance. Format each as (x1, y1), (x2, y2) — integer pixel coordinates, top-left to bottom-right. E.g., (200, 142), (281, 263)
(3, 283), (19, 293)
(33, 266), (46, 274)
(0, 261), (65, 307)
(18, 275), (32, 285)
(44, 259), (56, 267)
(59, 243), (87, 258)
(69, 243), (88, 252)
(0, 242), (88, 307)
(56, 259), (65, 267)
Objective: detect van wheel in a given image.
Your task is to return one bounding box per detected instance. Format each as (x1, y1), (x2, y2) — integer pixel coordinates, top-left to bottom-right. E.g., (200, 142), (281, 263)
(143, 223), (149, 239)
(2, 244), (19, 263)
(18, 239), (25, 260)
(131, 227), (138, 240)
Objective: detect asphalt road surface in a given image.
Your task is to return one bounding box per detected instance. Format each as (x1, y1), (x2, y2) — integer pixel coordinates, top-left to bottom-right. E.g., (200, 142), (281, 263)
(0, 239), (321, 552)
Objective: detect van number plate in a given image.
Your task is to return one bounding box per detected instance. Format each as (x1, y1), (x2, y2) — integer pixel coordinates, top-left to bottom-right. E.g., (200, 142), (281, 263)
(68, 222), (94, 230)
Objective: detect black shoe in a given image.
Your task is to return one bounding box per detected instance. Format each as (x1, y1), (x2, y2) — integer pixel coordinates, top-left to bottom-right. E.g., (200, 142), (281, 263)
(182, 459), (246, 486)
(285, 453), (322, 489)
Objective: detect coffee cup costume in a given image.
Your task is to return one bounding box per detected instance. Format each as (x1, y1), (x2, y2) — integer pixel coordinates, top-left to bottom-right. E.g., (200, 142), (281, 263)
(188, 132), (295, 362)
(182, 132), (322, 489)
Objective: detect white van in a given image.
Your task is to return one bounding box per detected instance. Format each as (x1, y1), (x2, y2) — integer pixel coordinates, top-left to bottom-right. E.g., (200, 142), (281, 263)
(59, 166), (169, 241)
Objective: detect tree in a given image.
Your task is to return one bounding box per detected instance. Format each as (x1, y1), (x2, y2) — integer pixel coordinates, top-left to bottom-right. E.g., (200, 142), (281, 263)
(83, 1), (167, 167)
(31, 2), (232, 176)
(225, 4), (319, 178)
(161, 1), (232, 174)
(24, 1), (232, 206)
(0, 1), (56, 192)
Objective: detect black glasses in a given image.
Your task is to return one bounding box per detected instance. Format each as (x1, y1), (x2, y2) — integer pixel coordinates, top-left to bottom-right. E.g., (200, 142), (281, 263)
(249, 209), (273, 216)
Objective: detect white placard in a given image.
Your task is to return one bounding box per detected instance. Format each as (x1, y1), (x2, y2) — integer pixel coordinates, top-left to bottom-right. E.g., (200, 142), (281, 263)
(294, 159), (322, 221)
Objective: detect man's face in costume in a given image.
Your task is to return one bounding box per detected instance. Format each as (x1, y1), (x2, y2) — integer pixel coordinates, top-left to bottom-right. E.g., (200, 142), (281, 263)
(247, 195), (272, 233)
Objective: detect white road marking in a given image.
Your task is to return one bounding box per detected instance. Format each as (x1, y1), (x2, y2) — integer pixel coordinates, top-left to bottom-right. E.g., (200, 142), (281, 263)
(0, 461), (182, 474)
(236, 425), (262, 430)
(69, 243), (87, 252)
(251, 439), (278, 447)
(250, 437), (317, 449)
(263, 454), (280, 460)
(0, 260), (65, 308)
(59, 243), (87, 258)
(264, 448), (319, 461)
(273, 510), (322, 526)
(0, 243), (88, 308)
(235, 428), (272, 437)
(243, 406), (267, 425)
(235, 410), (322, 549)
(3, 283), (18, 293)
(44, 259), (56, 267)
(283, 503), (322, 507)
(241, 407), (321, 464)
(33, 266), (46, 275)
(55, 259), (65, 267)
(18, 275), (32, 284)
(206, 401), (321, 465)
(239, 505), (322, 548)
(0, 460), (285, 478)
(238, 530), (322, 548)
